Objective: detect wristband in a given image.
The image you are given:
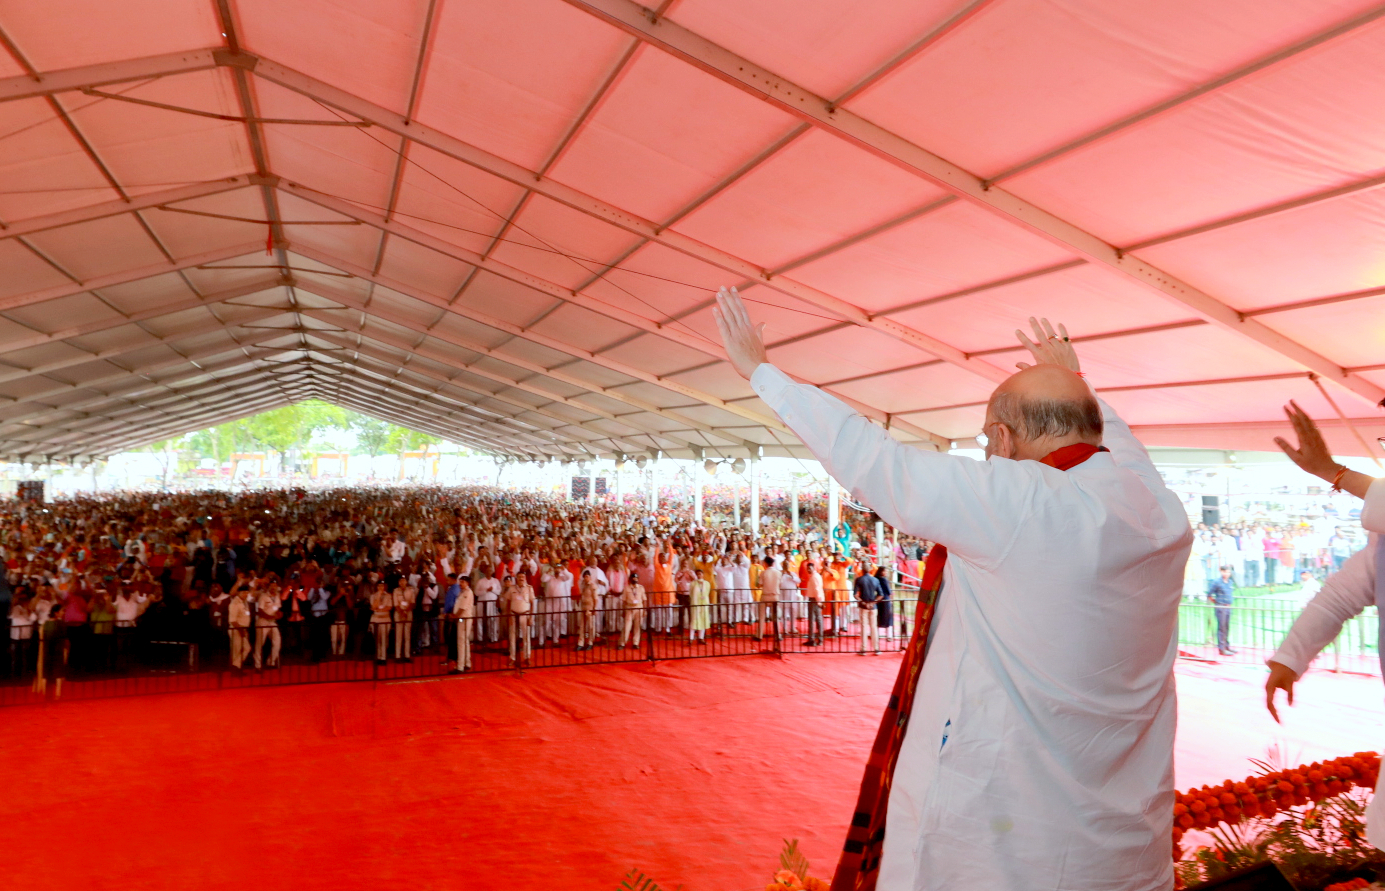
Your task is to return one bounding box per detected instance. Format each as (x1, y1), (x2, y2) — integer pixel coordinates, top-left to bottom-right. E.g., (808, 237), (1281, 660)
(1330, 464), (1349, 493)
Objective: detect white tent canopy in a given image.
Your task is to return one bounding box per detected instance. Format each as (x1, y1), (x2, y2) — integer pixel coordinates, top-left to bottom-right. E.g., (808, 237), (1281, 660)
(2, 0), (1384, 463)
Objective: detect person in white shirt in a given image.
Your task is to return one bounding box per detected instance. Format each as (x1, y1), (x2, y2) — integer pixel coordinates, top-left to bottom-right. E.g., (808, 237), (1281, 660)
(779, 566), (803, 628)
(450, 578), (475, 672)
(506, 576), (534, 665)
(620, 577), (646, 649)
(713, 554), (736, 628)
(729, 549), (752, 625)
(577, 570), (601, 650)
(255, 584), (283, 669)
(393, 582), (416, 662)
(756, 556), (781, 642)
(369, 581), (393, 665)
(474, 569), (501, 643)
(715, 290), (1191, 891)
(8, 594), (36, 674)
(227, 585), (252, 669)
(540, 563), (573, 644)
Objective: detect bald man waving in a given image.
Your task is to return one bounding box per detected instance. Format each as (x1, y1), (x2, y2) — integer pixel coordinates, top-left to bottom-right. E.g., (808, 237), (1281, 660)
(715, 289), (1192, 891)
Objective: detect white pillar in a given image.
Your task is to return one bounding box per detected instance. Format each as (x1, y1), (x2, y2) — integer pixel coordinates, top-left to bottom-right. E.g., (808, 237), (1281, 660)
(875, 519), (886, 567)
(733, 477), (741, 527)
(648, 465), (658, 512)
(749, 456), (760, 534)
(694, 462), (704, 525)
(828, 477), (840, 546)
(790, 475), (799, 533)
(615, 465), (623, 505)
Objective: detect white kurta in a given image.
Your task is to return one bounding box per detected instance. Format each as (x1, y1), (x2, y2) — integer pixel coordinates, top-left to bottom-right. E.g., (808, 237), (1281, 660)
(1275, 476), (1385, 848)
(750, 363), (1191, 891)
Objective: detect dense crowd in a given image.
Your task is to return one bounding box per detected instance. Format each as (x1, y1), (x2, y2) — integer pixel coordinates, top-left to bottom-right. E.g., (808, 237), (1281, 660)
(1184, 520), (1364, 597)
(2, 487), (929, 681)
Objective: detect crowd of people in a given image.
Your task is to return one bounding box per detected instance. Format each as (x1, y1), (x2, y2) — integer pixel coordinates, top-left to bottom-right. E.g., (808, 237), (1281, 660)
(1185, 520), (1363, 595)
(2, 487), (928, 683)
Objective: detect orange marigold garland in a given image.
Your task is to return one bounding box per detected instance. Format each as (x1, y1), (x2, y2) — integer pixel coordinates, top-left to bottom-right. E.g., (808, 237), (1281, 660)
(1172, 752), (1380, 860)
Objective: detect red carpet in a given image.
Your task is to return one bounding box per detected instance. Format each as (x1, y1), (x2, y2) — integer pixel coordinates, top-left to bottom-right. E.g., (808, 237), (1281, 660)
(3, 655), (1380, 891)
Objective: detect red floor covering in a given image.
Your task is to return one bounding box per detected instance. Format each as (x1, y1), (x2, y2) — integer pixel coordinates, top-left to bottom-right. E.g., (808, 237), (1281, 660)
(3, 655), (1381, 891)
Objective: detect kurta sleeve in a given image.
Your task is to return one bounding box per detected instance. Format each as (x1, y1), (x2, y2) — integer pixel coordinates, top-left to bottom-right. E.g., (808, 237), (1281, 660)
(1095, 397), (1161, 484)
(750, 363), (1033, 565)
(1361, 478), (1385, 534)
(1269, 540), (1376, 676)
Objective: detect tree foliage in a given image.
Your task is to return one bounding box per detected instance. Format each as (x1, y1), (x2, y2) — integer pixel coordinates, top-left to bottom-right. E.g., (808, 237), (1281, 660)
(173, 402), (446, 463)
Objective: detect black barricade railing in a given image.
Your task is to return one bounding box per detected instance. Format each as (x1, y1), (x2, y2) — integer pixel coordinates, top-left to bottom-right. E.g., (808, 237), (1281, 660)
(0, 586), (924, 705)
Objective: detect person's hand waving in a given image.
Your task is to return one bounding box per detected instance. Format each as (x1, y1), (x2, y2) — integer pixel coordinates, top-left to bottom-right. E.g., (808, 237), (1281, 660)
(1015, 317), (1080, 373)
(714, 287), (768, 380)
(1274, 401), (1338, 481)
(1274, 400), (1373, 498)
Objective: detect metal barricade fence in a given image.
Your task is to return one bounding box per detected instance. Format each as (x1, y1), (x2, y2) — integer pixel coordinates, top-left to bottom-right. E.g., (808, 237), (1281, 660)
(0, 587), (927, 706)
(9, 591), (1374, 706)
(1176, 600), (1380, 675)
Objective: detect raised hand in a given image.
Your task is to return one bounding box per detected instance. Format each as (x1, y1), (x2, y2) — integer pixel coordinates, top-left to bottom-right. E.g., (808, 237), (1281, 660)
(713, 286), (768, 380)
(1273, 401), (1337, 481)
(1014, 317), (1080, 373)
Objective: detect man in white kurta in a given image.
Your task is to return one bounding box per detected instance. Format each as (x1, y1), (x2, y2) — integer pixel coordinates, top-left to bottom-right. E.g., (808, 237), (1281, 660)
(715, 290), (1192, 891)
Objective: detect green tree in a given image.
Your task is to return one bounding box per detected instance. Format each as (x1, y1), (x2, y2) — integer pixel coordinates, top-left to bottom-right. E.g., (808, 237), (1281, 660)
(241, 401), (348, 472)
(386, 426), (442, 480)
(350, 414), (392, 459)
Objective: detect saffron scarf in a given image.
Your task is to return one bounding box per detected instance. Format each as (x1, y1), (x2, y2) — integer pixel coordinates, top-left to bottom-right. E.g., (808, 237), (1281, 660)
(830, 443), (1108, 891)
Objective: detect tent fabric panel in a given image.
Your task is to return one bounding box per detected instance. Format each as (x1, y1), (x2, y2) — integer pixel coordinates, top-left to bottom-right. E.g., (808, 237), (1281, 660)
(1255, 296), (1385, 370)
(828, 362), (1001, 418)
(789, 200), (1080, 315)
(887, 264), (1198, 354)
(60, 71), (253, 192)
(487, 194), (645, 291)
(2, 292), (131, 336)
(22, 213), (171, 280)
(669, 0), (971, 100)
(0, 97), (121, 221)
(544, 47), (800, 223)
(0, 0), (221, 70)
(1134, 187), (1385, 313)
(769, 323), (948, 389)
(1003, 20), (1385, 247)
(844, 0), (1381, 179)
(375, 235), (476, 299)
(140, 187), (269, 259)
(416, 0), (637, 172)
(672, 128), (951, 271)
(237, 0), (430, 116)
(0, 239), (78, 299)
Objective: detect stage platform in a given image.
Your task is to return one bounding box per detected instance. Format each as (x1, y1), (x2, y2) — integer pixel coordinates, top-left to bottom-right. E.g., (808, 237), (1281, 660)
(3, 654), (1380, 891)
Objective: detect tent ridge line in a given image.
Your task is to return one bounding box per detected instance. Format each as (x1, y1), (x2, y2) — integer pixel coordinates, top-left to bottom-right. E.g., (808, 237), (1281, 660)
(246, 56), (1009, 385)
(559, 0), (1384, 406)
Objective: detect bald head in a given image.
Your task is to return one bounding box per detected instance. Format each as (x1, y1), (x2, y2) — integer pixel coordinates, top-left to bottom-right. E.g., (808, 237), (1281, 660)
(984, 365), (1102, 461)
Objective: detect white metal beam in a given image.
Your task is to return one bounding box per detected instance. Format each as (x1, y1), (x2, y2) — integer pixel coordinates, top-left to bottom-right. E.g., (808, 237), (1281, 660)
(0, 276), (286, 355)
(0, 333), (295, 410)
(307, 329), (681, 455)
(245, 55), (1010, 389)
(0, 177), (259, 241)
(0, 48), (221, 102)
(286, 245), (788, 434)
(0, 305), (292, 386)
(557, 0), (1385, 406)
(0, 240), (266, 313)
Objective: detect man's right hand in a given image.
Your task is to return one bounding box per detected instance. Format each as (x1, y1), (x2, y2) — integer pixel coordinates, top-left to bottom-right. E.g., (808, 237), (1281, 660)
(1265, 660), (1298, 723)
